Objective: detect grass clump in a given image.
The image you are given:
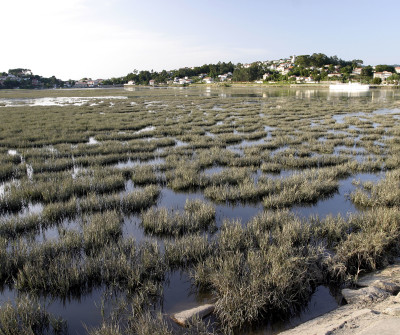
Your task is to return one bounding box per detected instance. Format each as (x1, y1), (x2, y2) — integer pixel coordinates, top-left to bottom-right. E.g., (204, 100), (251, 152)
(83, 211), (122, 252)
(141, 199), (215, 237)
(191, 211), (323, 333)
(350, 169), (400, 207)
(263, 178), (338, 209)
(0, 295), (67, 335)
(324, 208), (400, 282)
(131, 165), (159, 186)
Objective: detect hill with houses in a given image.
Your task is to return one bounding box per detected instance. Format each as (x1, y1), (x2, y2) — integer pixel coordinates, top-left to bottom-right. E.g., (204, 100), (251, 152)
(1, 54), (399, 89)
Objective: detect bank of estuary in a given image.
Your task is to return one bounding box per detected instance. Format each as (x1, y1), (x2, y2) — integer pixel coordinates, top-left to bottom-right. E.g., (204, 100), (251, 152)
(0, 87), (400, 334)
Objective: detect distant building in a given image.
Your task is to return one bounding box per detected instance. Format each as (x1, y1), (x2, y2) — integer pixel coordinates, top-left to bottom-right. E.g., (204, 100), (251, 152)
(352, 68), (363, 75)
(74, 81), (88, 88)
(373, 71), (392, 80)
(327, 73), (343, 78)
(178, 78), (192, 85)
(395, 67), (400, 74)
(203, 77), (214, 84)
(149, 79), (155, 86)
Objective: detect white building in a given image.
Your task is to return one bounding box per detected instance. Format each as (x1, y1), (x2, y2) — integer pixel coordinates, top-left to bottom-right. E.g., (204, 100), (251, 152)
(328, 73), (343, 78)
(373, 71), (393, 80)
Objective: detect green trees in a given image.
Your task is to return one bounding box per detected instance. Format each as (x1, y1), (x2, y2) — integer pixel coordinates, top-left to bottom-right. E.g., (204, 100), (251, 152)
(232, 63), (264, 82)
(375, 65), (395, 73)
(8, 68), (31, 76)
(372, 77), (382, 85)
(361, 66), (373, 77)
(294, 53), (353, 69)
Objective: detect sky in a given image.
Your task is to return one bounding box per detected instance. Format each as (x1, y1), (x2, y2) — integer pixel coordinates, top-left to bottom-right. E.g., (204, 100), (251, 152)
(1, 0), (399, 80)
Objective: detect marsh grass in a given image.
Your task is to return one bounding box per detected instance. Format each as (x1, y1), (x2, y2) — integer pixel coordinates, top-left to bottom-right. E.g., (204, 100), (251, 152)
(323, 208), (400, 282)
(0, 295), (67, 335)
(131, 165), (160, 186)
(350, 169), (400, 207)
(83, 211), (122, 252)
(1, 88), (400, 333)
(191, 211), (324, 332)
(141, 199), (215, 237)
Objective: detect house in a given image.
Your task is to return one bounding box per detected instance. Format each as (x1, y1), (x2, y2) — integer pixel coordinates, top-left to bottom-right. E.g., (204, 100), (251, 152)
(149, 79), (155, 86)
(395, 67), (400, 74)
(74, 81), (88, 88)
(262, 73), (270, 80)
(203, 77), (214, 84)
(327, 73), (343, 78)
(178, 78), (192, 85)
(352, 68), (363, 75)
(373, 71), (392, 80)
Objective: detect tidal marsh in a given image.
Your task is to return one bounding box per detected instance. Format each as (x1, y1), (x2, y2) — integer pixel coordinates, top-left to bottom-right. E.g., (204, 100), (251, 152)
(0, 87), (400, 334)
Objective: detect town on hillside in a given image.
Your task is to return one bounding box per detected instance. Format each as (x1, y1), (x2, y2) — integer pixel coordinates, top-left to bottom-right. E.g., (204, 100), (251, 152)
(1, 54), (399, 89)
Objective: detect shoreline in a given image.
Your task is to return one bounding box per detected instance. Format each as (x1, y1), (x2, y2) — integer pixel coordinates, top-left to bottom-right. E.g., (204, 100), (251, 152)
(281, 261), (400, 335)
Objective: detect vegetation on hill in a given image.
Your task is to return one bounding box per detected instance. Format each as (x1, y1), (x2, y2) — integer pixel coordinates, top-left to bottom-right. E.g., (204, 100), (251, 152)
(2, 53), (399, 88)
(0, 68), (65, 89)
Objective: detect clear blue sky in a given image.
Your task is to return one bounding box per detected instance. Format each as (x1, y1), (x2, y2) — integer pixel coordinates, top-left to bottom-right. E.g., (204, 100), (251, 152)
(1, 0), (399, 80)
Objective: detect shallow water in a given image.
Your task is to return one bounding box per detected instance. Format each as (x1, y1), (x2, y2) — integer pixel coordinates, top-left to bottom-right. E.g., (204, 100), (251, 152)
(243, 285), (341, 335)
(162, 270), (213, 314)
(0, 96), (128, 107)
(292, 172), (384, 219)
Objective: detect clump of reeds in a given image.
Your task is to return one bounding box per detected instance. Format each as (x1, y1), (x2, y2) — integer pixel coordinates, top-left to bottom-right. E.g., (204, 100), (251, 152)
(130, 165), (159, 186)
(350, 169), (400, 207)
(324, 208), (400, 282)
(0, 295), (67, 335)
(83, 211), (122, 252)
(141, 199), (215, 237)
(190, 211), (323, 332)
(263, 178), (338, 209)
(164, 234), (214, 268)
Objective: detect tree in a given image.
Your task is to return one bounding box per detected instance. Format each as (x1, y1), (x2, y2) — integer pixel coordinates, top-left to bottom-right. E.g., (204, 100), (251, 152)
(310, 53), (329, 67)
(387, 74), (400, 84)
(372, 77), (382, 85)
(351, 59), (363, 68)
(340, 66), (352, 75)
(295, 55), (311, 68)
(8, 68), (31, 76)
(375, 65), (395, 73)
(361, 66), (373, 77)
